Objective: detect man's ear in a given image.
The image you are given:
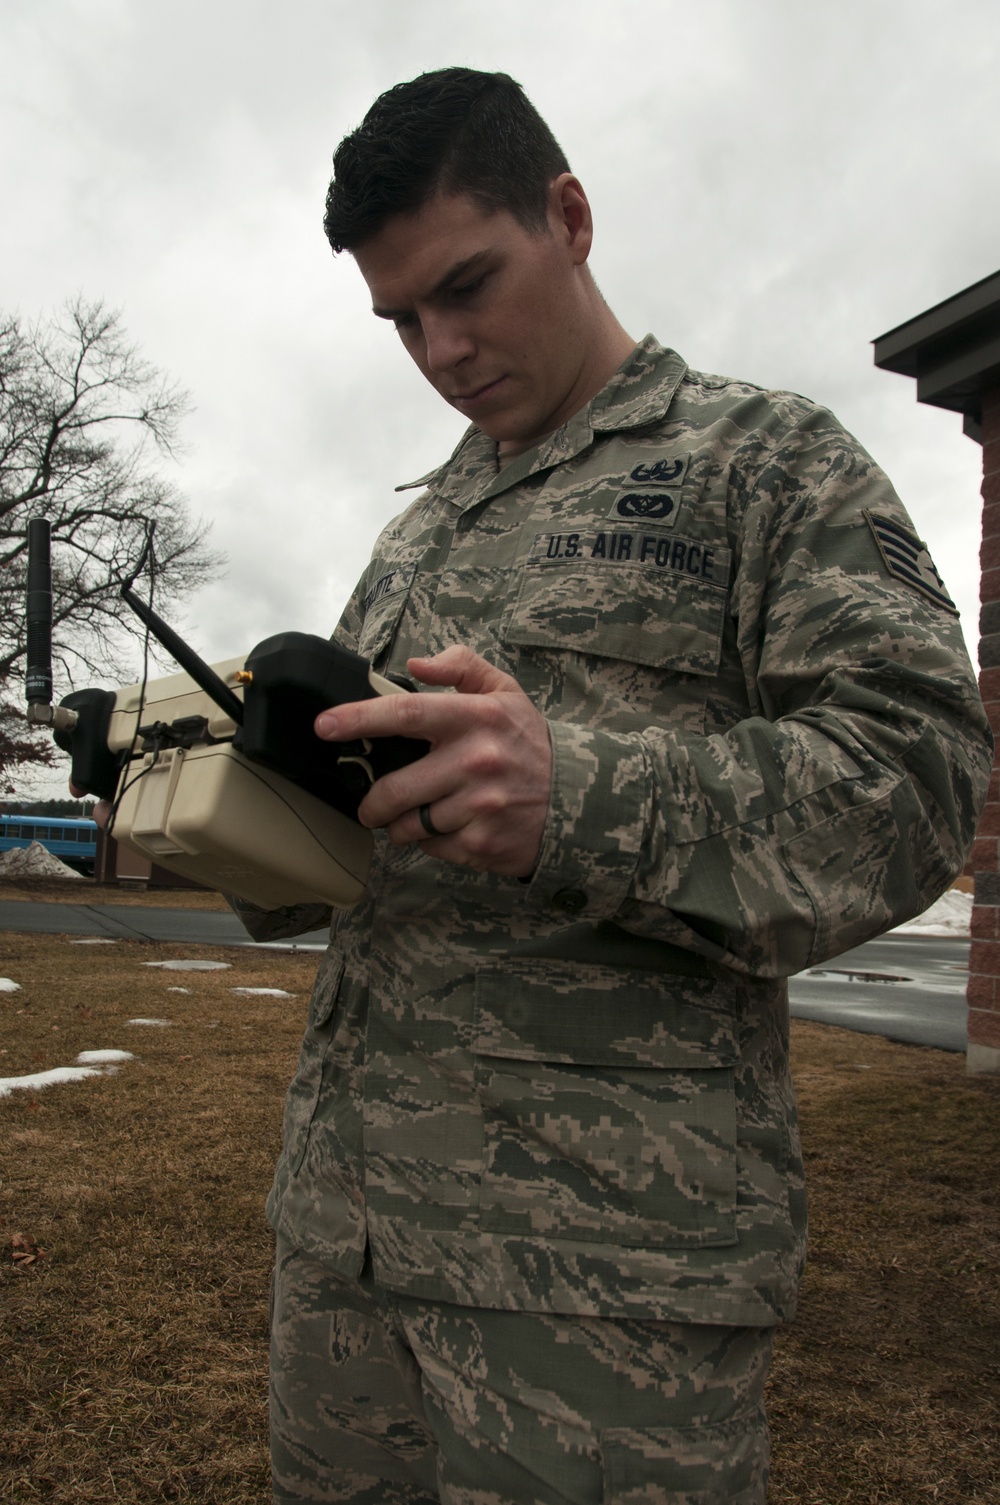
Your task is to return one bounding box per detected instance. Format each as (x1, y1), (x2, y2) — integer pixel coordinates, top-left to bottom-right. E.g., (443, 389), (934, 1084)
(548, 173), (594, 266)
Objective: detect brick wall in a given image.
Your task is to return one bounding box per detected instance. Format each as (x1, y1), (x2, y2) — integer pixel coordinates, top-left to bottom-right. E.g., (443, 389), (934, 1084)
(968, 384), (1000, 1071)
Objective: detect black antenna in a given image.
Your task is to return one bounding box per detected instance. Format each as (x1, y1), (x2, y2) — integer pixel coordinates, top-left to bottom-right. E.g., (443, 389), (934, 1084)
(120, 551), (244, 727)
(25, 517), (54, 708)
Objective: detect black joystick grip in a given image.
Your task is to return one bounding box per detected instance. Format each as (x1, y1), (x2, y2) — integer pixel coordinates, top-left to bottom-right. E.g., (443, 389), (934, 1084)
(238, 632), (428, 819)
(55, 689), (123, 801)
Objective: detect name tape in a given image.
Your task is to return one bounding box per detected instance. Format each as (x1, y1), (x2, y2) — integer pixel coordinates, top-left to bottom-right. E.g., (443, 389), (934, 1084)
(528, 530), (728, 586)
(363, 563), (416, 614)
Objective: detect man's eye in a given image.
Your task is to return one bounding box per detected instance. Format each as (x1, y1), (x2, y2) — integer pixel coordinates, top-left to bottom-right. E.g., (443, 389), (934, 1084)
(451, 275), (486, 300)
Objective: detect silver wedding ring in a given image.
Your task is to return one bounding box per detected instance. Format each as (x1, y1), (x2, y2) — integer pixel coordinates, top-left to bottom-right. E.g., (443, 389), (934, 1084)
(418, 803), (443, 838)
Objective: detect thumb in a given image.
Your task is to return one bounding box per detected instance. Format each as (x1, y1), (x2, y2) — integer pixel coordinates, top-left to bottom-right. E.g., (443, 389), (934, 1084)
(407, 645), (520, 696)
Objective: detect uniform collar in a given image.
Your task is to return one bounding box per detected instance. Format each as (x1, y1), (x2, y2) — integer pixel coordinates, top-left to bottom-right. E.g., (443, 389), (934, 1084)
(395, 336), (688, 511)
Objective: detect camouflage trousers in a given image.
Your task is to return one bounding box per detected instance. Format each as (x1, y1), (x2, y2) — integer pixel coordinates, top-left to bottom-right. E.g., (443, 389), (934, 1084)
(270, 1237), (774, 1504)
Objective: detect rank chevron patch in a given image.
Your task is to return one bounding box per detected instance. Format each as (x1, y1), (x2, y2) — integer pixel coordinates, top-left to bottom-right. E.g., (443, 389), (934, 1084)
(864, 511), (958, 614)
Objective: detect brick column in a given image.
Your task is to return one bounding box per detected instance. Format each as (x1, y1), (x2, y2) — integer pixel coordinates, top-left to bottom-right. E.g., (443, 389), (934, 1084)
(969, 384), (1000, 1073)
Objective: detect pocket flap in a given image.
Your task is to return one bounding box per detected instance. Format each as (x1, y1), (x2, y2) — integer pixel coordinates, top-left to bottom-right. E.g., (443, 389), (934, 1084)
(473, 959), (738, 1068)
(357, 562), (416, 662)
(504, 533), (729, 673)
(309, 946), (346, 1031)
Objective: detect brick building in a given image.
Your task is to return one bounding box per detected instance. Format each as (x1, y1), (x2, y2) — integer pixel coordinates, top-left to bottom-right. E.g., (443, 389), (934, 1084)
(874, 269), (1000, 1073)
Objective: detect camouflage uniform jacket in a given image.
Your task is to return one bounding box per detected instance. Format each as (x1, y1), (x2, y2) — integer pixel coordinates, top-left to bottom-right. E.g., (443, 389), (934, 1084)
(260, 336), (990, 1327)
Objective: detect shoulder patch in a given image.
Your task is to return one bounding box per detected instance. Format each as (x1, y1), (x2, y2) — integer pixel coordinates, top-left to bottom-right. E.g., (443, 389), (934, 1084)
(864, 512), (957, 614)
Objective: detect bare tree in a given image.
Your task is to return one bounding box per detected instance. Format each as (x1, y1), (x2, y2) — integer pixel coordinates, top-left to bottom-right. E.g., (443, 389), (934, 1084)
(0, 680), (56, 794)
(0, 297), (218, 696)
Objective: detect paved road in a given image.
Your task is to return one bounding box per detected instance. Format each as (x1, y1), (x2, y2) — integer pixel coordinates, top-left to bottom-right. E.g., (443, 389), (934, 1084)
(0, 900), (968, 1051)
(787, 933), (968, 1052)
(0, 899), (328, 950)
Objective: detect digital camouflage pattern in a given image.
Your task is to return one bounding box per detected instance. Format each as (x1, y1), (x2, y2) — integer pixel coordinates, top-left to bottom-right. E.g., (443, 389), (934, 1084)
(253, 337), (990, 1326)
(270, 1235), (772, 1503)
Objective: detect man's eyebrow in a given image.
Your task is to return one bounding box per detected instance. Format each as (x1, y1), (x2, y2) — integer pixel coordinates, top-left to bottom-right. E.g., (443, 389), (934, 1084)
(372, 250), (493, 320)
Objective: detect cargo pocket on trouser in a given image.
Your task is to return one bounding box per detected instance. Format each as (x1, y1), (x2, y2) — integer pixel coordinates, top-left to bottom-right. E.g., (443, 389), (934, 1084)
(600, 1403), (769, 1504)
(281, 945), (346, 1176)
(472, 961), (739, 1249)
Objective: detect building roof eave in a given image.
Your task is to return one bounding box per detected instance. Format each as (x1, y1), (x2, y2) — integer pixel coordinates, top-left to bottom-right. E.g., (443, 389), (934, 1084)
(873, 268), (1000, 434)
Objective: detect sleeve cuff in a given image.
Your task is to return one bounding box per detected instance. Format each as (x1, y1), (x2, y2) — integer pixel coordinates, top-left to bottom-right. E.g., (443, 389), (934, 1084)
(522, 720), (650, 920)
(226, 894), (332, 943)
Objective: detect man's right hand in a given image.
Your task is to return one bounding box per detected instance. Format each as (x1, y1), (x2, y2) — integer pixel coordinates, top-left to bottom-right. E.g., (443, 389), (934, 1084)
(70, 782), (112, 829)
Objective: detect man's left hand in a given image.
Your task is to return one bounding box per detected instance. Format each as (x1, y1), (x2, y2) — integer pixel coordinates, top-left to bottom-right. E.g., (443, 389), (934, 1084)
(314, 645), (552, 879)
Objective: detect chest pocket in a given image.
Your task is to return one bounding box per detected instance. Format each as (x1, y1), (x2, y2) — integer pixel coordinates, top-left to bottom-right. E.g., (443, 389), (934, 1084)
(504, 527), (730, 675)
(356, 562), (417, 671)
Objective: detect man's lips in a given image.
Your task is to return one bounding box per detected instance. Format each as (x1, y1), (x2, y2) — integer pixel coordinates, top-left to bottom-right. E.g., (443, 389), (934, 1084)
(451, 375), (506, 408)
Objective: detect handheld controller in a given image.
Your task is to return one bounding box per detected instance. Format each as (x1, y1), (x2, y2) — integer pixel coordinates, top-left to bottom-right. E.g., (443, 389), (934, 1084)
(24, 519), (428, 910)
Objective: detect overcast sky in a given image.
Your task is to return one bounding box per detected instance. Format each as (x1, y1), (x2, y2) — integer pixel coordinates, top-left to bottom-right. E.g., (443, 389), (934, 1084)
(3, 0), (999, 793)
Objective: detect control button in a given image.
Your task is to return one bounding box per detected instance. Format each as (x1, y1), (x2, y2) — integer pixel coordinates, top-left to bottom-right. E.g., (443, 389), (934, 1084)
(552, 888), (587, 914)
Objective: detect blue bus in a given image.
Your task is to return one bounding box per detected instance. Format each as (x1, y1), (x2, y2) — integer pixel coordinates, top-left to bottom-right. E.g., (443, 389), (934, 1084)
(0, 814), (98, 875)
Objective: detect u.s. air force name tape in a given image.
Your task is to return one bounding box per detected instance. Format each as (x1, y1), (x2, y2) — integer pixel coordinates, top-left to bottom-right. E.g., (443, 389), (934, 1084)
(865, 511), (957, 614)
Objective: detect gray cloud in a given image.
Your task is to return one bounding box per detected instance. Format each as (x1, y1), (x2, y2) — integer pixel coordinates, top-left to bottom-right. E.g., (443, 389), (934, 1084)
(3, 0), (996, 701)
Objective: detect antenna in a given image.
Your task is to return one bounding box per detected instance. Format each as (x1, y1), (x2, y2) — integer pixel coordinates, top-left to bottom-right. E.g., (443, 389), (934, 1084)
(25, 517), (78, 734)
(120, 583), (244, 727)
(25, 517), (54, 708)
(118, 524), (243, 726)
(25, 519), (242, 741)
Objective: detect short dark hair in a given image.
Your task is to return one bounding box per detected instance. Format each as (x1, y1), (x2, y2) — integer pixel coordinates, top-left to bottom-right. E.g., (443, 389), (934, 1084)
(324, 67), (571, 253)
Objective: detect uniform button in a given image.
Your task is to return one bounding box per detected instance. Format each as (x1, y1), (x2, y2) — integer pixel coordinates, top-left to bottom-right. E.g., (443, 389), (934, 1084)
(552, 888), (587, 914)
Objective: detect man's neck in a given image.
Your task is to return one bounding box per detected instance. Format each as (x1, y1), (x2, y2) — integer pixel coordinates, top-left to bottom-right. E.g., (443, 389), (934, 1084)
(497, 433), (554, 465)
(496, 317), (637, 464)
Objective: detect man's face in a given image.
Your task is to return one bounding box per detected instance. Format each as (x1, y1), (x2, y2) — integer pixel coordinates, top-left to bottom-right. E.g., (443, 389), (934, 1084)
(354, 187), (595, 454)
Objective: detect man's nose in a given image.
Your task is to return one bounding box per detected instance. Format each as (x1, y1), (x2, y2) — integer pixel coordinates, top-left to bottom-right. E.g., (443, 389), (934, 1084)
(422, 313), (474, 372)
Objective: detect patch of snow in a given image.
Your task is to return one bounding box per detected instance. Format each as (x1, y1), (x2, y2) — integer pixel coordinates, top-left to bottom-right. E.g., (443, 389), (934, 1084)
(70, 937), (119, 945)
(0, 1065), (106, 1096)
(143, 959), (231, 971)
(231, 987), (295, 997)
(127, 1017), (172, 1027)
(0, 841), (84, 880)
(0, 1048), (134, 1098)
(167, 987), (192, 994)
(0, 978), (21, 992)
(247, 940), (326, 953)
(892, 889), (972, 938)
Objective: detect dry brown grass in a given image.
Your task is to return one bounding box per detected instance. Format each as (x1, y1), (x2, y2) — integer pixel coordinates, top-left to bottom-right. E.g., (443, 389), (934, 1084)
(1, 930), (311, 1503)
(0, 876), (230, 909)
(2, 919), (999, 1503)
(769, 1029), (1000, 1504)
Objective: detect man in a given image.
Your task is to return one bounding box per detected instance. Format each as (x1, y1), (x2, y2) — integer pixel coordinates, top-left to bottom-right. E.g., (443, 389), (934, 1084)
(242, 68), (990, 1503)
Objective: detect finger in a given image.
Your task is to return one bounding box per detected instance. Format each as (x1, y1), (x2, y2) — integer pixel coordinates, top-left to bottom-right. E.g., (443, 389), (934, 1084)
(356, 747), (462, 830)
(315, 649), (523, 742)
(71, 780), (111, 828)
(315, 692), (422, 743)
(382, 812), (454, 857)
(407, 645), (520, 696)
(315, 682), (497, 745)
(401, 797), (461, 845)
(380, 789), (542, 877)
